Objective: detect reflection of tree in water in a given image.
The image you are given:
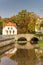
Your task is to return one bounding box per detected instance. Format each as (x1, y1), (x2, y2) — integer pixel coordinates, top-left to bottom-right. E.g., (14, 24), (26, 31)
(11, 49), (37, 65)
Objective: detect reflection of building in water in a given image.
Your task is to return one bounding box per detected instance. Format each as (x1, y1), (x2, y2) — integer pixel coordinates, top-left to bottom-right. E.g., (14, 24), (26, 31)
(0, 56), (18, 65)
(2, 22), (17, 35)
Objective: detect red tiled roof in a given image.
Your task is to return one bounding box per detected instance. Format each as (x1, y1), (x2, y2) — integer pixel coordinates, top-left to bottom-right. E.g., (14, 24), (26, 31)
(3, 22), (17, 28)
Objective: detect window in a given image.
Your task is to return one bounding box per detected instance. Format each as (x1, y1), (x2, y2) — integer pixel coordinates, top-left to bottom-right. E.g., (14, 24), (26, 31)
(8, 27), (9, 29)
(10, 30), (11, 34)
(13, 30), (15, 34)
(6, 30), (8, 34)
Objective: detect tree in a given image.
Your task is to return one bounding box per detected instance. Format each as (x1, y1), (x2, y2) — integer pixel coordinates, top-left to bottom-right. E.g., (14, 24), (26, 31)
(17, 10), (29, 33)
(10, 16), (17, 23)
(0, 10), (41, 34)
(28, 22), (35, 33)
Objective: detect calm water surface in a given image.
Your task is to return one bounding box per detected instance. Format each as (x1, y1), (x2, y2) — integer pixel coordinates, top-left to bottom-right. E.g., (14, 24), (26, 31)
(0, 49), (43, 65)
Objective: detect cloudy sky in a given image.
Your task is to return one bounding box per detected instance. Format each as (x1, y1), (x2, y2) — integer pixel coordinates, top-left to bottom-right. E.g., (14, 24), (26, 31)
(0, 0), (43, 18)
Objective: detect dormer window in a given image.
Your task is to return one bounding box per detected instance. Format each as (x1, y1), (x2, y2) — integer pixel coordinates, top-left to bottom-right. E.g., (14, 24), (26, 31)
(8, 27), (9, 29)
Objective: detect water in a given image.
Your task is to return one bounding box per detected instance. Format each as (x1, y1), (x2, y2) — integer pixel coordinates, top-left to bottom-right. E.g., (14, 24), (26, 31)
(0, 49), (43, 65)
(11, 49), (43, 65)
(0, 57), (42, 65)
(0, 56), (18, 65)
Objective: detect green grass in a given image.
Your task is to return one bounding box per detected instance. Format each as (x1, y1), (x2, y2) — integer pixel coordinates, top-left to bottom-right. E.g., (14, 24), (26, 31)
(37, 41), (43, 47)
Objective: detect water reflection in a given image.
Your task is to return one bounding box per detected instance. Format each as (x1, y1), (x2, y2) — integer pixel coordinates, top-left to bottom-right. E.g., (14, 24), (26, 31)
(10, 49), (42, 65)
(0, 49), (43, 65)
(0, 56), (18, 65)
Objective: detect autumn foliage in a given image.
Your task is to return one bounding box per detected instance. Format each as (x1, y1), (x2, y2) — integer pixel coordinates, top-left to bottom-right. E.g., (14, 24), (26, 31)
(0, 10), (43, 34)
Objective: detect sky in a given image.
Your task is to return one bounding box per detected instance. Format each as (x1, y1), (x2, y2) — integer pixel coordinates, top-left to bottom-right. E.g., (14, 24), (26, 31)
(0, 0), (43, 18)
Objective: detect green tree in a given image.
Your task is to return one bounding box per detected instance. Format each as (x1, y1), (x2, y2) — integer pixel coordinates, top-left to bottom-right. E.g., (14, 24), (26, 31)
(28, 22), (35, 33)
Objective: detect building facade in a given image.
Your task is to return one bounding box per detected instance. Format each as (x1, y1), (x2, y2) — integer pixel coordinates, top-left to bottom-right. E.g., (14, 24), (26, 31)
(35, 18), (42, 33)
(2, 22), (17, 35)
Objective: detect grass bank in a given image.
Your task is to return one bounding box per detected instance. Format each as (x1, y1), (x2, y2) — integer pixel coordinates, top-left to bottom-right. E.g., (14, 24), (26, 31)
(37, 41), (43, 47)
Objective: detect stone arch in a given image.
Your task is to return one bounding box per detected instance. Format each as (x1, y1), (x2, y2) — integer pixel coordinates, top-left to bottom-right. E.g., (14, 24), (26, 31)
(30, 37), (39, 44)
(17, 37), (27, 45)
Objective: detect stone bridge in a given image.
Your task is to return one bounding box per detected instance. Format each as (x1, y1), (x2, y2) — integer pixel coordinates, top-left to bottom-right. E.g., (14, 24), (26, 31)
(0, 34), (39, 57)
(14, 34), (38, 49)
(0, 34), (38, 49)
(15, 34), (35, 41)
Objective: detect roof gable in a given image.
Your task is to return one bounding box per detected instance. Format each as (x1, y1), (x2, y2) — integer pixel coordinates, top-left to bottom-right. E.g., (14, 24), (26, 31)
(3, 22), (17, 28)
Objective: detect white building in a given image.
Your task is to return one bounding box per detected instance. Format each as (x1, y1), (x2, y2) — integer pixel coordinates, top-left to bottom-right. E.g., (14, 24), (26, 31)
(35, 18), (42, 33)
(2, 22), (17, 35)
(41, 27), (43, 34)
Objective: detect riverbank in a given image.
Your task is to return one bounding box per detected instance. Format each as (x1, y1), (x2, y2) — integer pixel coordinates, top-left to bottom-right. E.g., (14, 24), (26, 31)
(37, 41), (43, 47)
